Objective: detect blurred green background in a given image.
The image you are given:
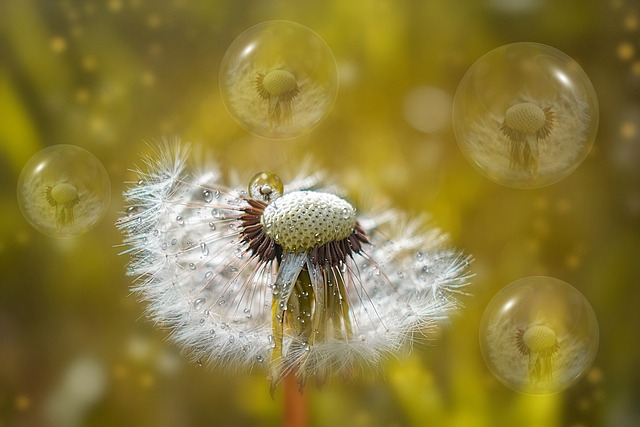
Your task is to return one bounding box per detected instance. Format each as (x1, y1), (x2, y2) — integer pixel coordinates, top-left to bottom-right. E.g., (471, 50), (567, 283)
(1, 0), (639, 426)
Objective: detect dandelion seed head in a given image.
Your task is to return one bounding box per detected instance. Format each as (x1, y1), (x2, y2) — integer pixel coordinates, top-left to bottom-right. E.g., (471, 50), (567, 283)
(521, 325), (557, 353)
(118, 141), (471, 389)
(504, 103), (547, 135)
(48, 182), (80, 206)
(261, 191), (356, 252)
(260, 70), (298, 97)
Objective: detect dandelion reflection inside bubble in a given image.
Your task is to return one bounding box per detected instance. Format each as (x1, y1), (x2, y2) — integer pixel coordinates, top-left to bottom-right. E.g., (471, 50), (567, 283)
(479, 276), (599, 394)
(220, 20), (338, 139)
(452, 42), (599, 188)
(17, 145), (111, 238)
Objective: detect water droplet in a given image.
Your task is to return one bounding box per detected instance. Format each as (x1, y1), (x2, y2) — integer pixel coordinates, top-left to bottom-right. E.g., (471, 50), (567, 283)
(234, 247), (244, 259)
(341, 207), (351, 219)
(204, 271), (213, 280)
(202, 190), (213, 203)
(248, 172), (284, 202)
(244, 308), (252, 318)
(267, 335), (275, 348)
(200, 242), (209, 256)
(189, 263), (196, 270)
(256, 355), (264, 363)
(193, 298), (206, 310)
(176, 215), (184, 225)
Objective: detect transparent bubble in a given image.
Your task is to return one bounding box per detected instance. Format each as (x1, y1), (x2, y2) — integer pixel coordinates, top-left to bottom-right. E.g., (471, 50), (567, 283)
(479, 276), (599, 394)
(17, 145), (111, 238)
(453, 43), (599, 188)
(220, 20), (338, 139)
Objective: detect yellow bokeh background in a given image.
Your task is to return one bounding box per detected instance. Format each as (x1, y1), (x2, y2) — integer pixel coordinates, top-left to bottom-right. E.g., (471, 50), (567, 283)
(1, 0), (639, 426)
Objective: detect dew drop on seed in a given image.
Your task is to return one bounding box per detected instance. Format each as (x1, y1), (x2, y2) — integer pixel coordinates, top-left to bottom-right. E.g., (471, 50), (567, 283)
(202, 190), (213, 203)
(200, 242), (209, 256)
(204, 271), (213, 280)
(189, 263), (196, 270)
(176, 215), (184, 225)
(209, 222), (216, 230)
(193, 298), (206, 310)
(256, 355), (263, 363)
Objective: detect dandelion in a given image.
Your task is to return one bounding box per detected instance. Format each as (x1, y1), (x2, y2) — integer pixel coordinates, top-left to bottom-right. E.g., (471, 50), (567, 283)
(500, 102), (554, 175)
(45, 182), (80, 226)
(462, 91), (591, 186)
(515, 324), (559, 383)
(117, 142), (471, 391)
(255, 69), (300, 125)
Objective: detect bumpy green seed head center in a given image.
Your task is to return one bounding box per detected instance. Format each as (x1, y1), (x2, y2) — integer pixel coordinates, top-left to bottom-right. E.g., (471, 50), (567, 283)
(505, 102), (547, 135)
(261, 191), (356, 252)
(51, 183), (78, 204)
(262, 70), (297, 97)
(523, 325), (557, 352)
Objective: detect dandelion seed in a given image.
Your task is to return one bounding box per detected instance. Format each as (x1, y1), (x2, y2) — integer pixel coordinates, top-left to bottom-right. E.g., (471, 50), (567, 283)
(118, 141), (471, 391)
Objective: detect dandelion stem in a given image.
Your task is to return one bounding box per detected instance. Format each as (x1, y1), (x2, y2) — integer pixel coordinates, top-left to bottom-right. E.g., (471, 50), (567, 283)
(284, 372), (309, 427)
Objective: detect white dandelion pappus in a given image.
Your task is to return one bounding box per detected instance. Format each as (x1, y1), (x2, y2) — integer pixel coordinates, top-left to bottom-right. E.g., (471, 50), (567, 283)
(117, 142), (471, 390)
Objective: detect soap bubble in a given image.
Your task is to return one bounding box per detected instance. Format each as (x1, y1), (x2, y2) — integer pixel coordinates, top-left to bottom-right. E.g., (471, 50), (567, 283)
(220, 20), (338, 139)
(479, 276), (599, 394)
(17, 145), (111, 238)
(453, 43), (598, 188)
